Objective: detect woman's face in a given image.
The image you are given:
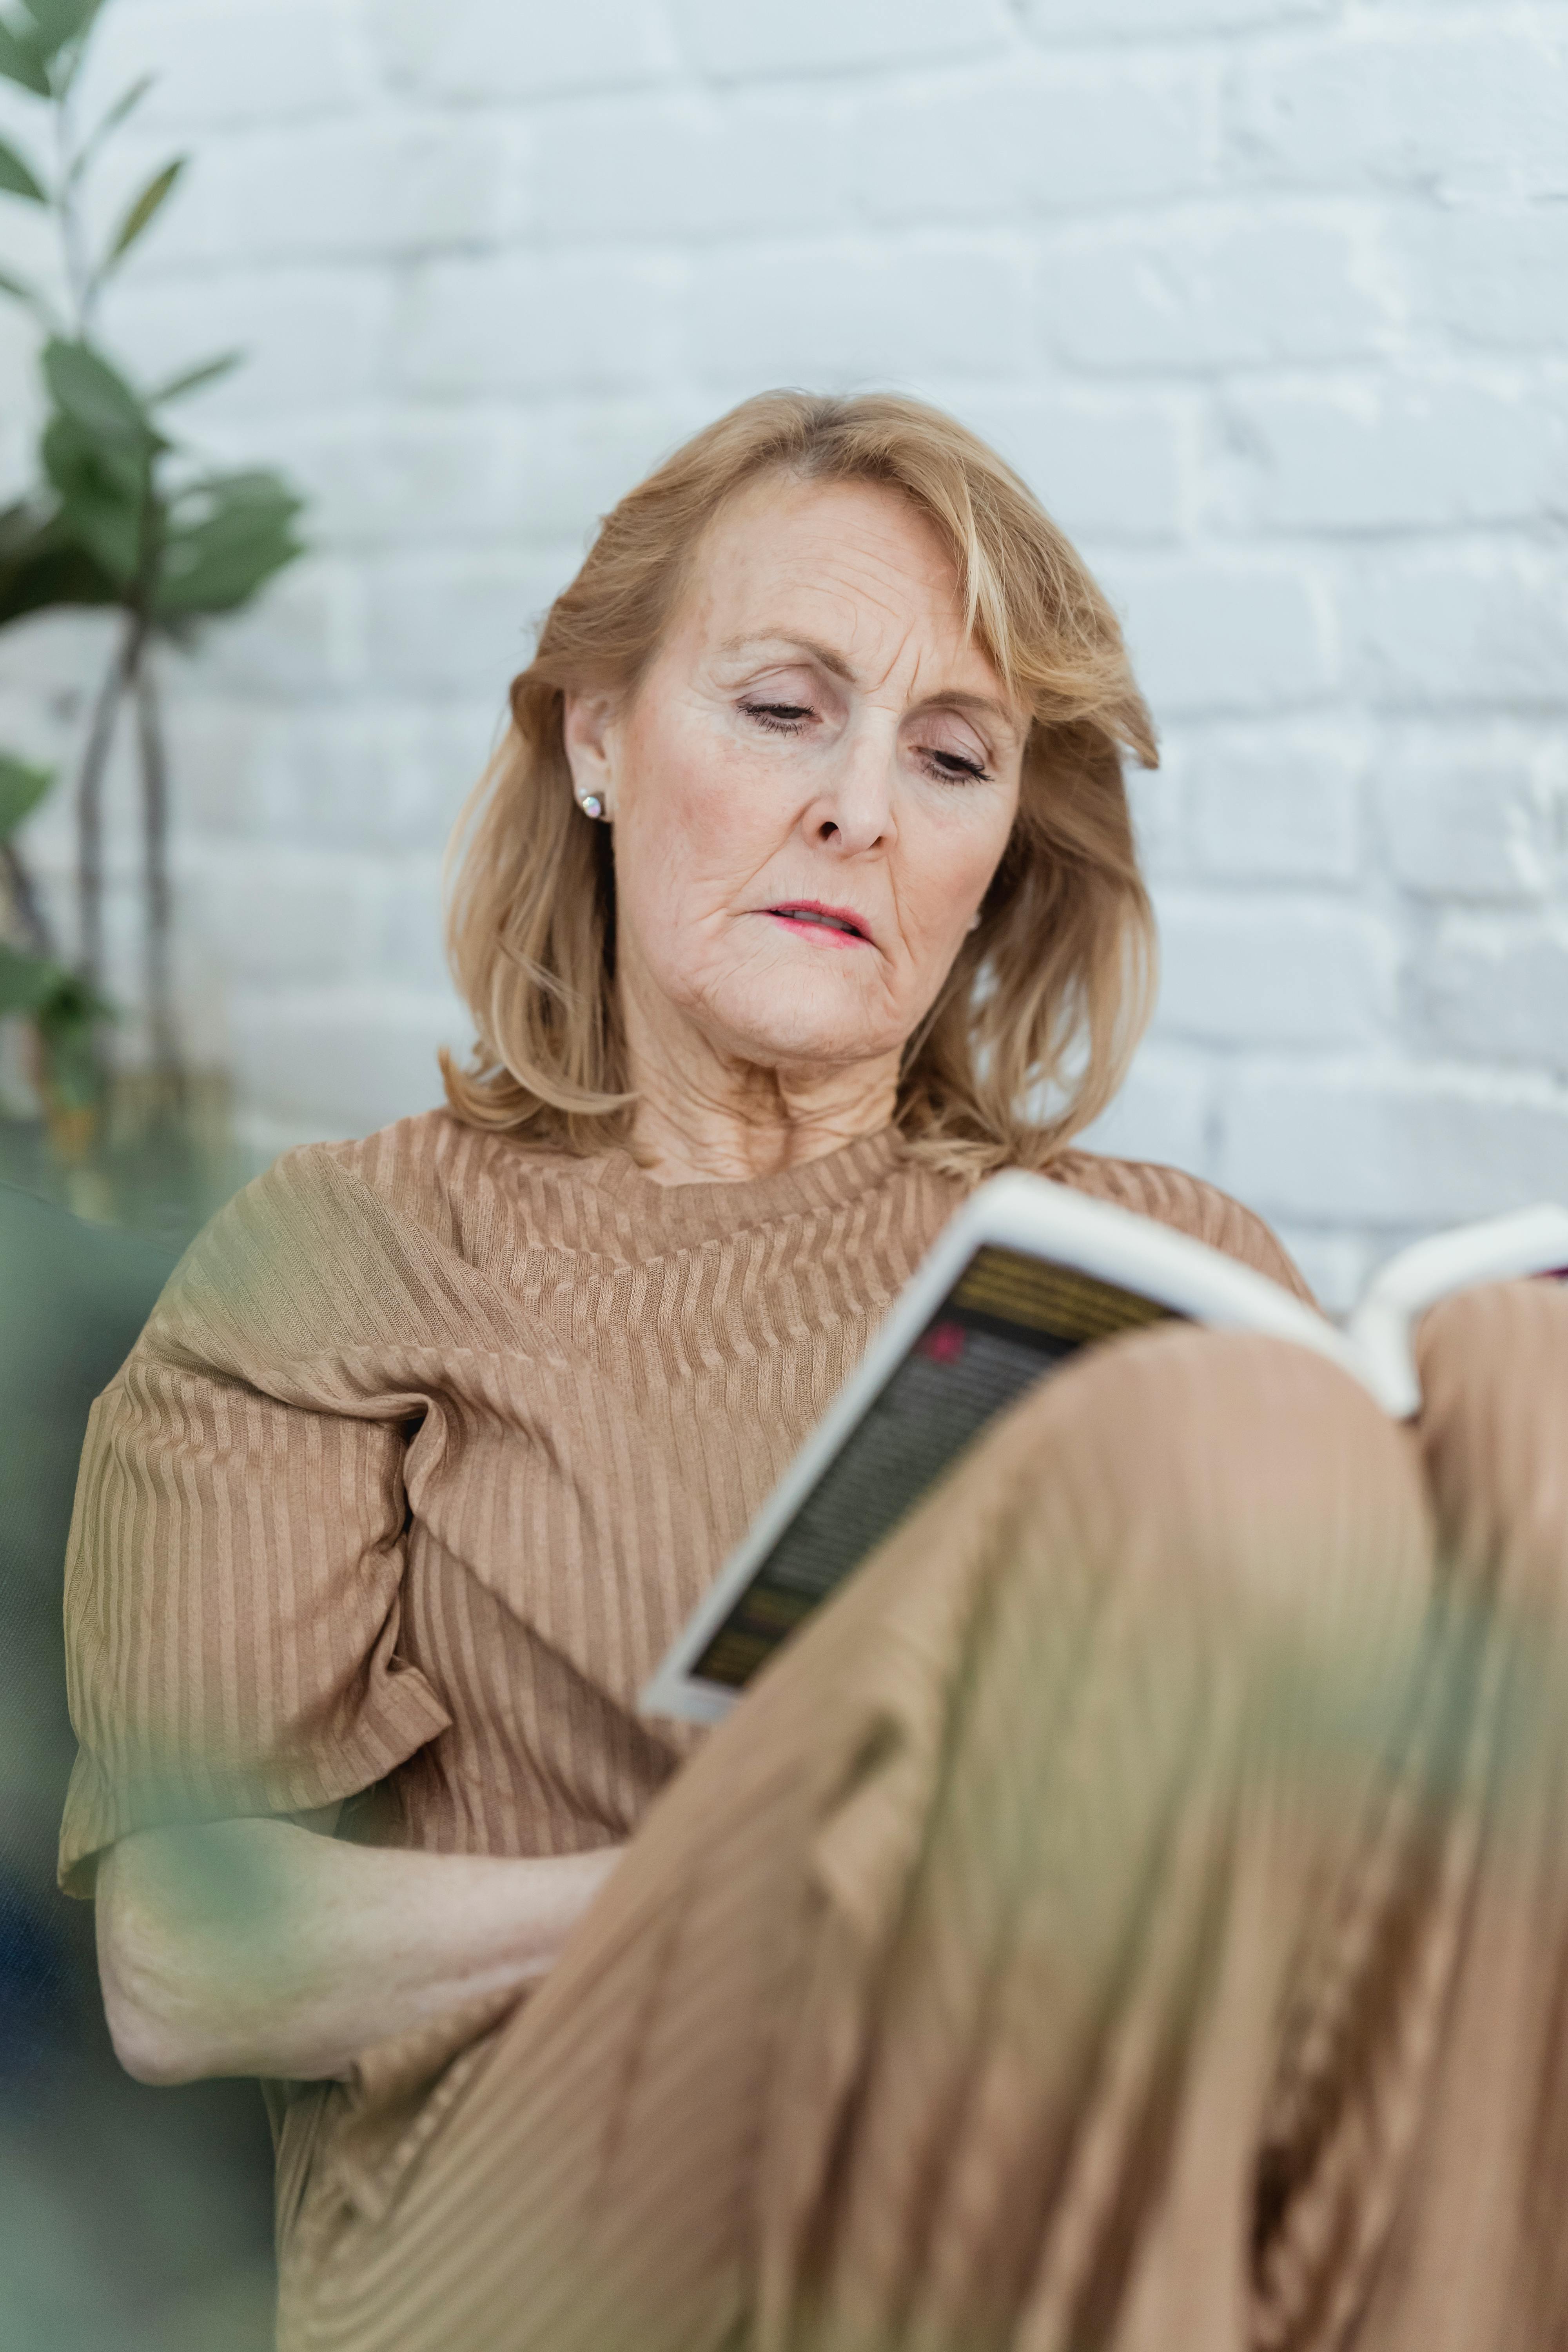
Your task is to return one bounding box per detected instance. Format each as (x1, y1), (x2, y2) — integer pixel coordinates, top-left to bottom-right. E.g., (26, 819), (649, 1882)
(564, 474), (1026, 1087)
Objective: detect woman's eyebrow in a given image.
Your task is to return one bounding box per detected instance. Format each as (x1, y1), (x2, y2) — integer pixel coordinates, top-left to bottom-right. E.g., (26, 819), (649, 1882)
(719, 633), (857, 683)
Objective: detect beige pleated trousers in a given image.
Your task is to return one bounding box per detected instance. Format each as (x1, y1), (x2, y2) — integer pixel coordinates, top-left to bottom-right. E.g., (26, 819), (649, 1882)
(279, 1279), (1568, 2352)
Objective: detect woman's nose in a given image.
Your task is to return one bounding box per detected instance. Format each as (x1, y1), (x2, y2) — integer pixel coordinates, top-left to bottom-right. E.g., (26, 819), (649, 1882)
(810, 726), (898, 853)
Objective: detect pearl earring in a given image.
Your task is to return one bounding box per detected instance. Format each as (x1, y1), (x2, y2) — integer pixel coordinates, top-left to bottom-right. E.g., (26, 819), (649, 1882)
(578, 794), (606, 821)
(968, 913), (982, 934)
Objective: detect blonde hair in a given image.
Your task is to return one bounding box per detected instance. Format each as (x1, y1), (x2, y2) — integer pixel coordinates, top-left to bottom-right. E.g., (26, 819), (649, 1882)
(442, 390), (1158, 1181)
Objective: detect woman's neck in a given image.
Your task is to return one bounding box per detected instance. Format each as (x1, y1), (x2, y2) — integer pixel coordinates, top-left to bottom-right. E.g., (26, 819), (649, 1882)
(621, 1000), (900, 1187)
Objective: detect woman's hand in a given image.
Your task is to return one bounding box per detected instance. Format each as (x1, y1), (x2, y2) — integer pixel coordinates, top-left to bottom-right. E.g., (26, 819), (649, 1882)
(95, 1816), (624, 2087)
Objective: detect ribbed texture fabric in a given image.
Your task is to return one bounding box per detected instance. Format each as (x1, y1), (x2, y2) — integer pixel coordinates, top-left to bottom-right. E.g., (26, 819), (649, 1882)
(59, 1112), (1307, 1902)
(58, 1111), (1312, 2311)
(264, 1278), (1568, 2352)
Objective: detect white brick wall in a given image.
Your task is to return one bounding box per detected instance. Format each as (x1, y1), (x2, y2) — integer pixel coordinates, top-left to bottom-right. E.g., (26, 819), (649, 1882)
(2, 0), (1566, 1302)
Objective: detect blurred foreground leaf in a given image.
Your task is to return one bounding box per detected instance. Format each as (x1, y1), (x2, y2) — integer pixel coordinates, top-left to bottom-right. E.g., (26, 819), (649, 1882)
(0, 133), (47, 201)
(0, 753), (53, 836)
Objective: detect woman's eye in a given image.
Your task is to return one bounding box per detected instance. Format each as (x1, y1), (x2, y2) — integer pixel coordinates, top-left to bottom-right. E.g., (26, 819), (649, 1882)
(741, 700), (814, 735)
(924, 747), (990, 782)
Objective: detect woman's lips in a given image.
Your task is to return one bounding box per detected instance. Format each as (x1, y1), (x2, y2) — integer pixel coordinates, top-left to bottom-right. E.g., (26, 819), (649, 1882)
(762, 901), (874, 948)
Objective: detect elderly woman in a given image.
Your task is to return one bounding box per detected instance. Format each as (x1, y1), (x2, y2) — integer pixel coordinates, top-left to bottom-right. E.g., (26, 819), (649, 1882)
(65, 395), (1568, 2352)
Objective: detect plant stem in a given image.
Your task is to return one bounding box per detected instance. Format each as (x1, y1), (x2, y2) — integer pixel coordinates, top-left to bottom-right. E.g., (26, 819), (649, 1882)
(132, 639), (180, 1084)
(53, 77), (91, 331)
(76, 617), (134, 989)
(1, 838), (54, 956)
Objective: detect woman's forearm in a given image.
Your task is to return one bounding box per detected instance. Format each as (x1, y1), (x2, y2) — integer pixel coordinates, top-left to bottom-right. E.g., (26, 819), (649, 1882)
(96, 1817), (622, 2087)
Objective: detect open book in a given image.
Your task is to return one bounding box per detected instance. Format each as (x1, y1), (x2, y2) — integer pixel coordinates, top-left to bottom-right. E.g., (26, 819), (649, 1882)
(642, 1174), (1568, 1726)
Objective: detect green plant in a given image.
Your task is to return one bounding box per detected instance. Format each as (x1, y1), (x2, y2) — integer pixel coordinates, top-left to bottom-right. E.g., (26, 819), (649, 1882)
(0, 750), (109, 1149)
(0, 0), (305, 1104)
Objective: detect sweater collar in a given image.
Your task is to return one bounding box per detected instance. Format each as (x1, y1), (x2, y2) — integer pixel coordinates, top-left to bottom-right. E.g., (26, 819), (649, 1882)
(586, 1126), (906, 1251)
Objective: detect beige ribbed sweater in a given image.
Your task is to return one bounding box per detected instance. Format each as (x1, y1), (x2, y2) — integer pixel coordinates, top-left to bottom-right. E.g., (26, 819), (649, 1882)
(60, 1113), (1309, 2232)
(60, 1112), (1307, 1899)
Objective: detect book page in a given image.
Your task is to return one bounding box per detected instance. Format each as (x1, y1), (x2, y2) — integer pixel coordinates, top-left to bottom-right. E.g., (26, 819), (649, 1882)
(687, 1246), (1175, 1694)
(1348, 1203), (1568, 1419)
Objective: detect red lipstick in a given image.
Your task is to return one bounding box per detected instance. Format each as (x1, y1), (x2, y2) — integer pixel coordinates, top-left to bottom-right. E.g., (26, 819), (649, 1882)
(762, 900), (874, 948)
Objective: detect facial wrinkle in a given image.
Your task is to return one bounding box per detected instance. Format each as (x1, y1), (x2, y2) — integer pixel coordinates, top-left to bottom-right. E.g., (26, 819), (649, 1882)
(610, 474), (1020, 1184)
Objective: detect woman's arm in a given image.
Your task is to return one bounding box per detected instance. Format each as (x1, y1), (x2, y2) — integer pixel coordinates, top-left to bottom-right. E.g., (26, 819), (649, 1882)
(96, 1816), (623, 2087)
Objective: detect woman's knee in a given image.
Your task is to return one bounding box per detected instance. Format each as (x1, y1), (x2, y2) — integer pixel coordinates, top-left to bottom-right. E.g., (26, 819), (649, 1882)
(992, 1323), (1433, 1656)
(775, 1323), (1432, 1796)
(1416, 1279), (1568, 1616)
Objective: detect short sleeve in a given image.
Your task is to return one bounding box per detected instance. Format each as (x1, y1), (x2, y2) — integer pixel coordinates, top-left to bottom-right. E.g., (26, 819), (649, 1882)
(58, 1150), (453, 1895)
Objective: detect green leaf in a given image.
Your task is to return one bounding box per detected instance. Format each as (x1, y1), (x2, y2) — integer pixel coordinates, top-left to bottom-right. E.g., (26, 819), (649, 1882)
(69, 73), (152, 186)
(19, 0), (102, 58)
(0, 751), (53, 837)
(0, 260), (55, 325)
(105, 154), (185, 266)
(42, 412), (148, 583)
(150, 349), (243, 406)
(1, 946), (113, 1093)
(0, 17), (49, 95)
(157, 518), (304, 617)
(0, 132), (46, 201)
(156, 470), (305, 617)
(36, 966), (111, 1103)
(43, 337), (153, 452)
(42, 399), (147, 502)
(0, 497), (119, 623)
(0, 940), (62, 1016)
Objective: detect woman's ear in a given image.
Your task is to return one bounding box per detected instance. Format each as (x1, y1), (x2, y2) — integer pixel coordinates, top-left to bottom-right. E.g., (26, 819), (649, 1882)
(563, 691), (619, 820)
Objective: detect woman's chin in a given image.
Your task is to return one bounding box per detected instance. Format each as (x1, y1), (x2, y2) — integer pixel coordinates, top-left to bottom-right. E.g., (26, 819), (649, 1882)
(699, 993), (906, 1078)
